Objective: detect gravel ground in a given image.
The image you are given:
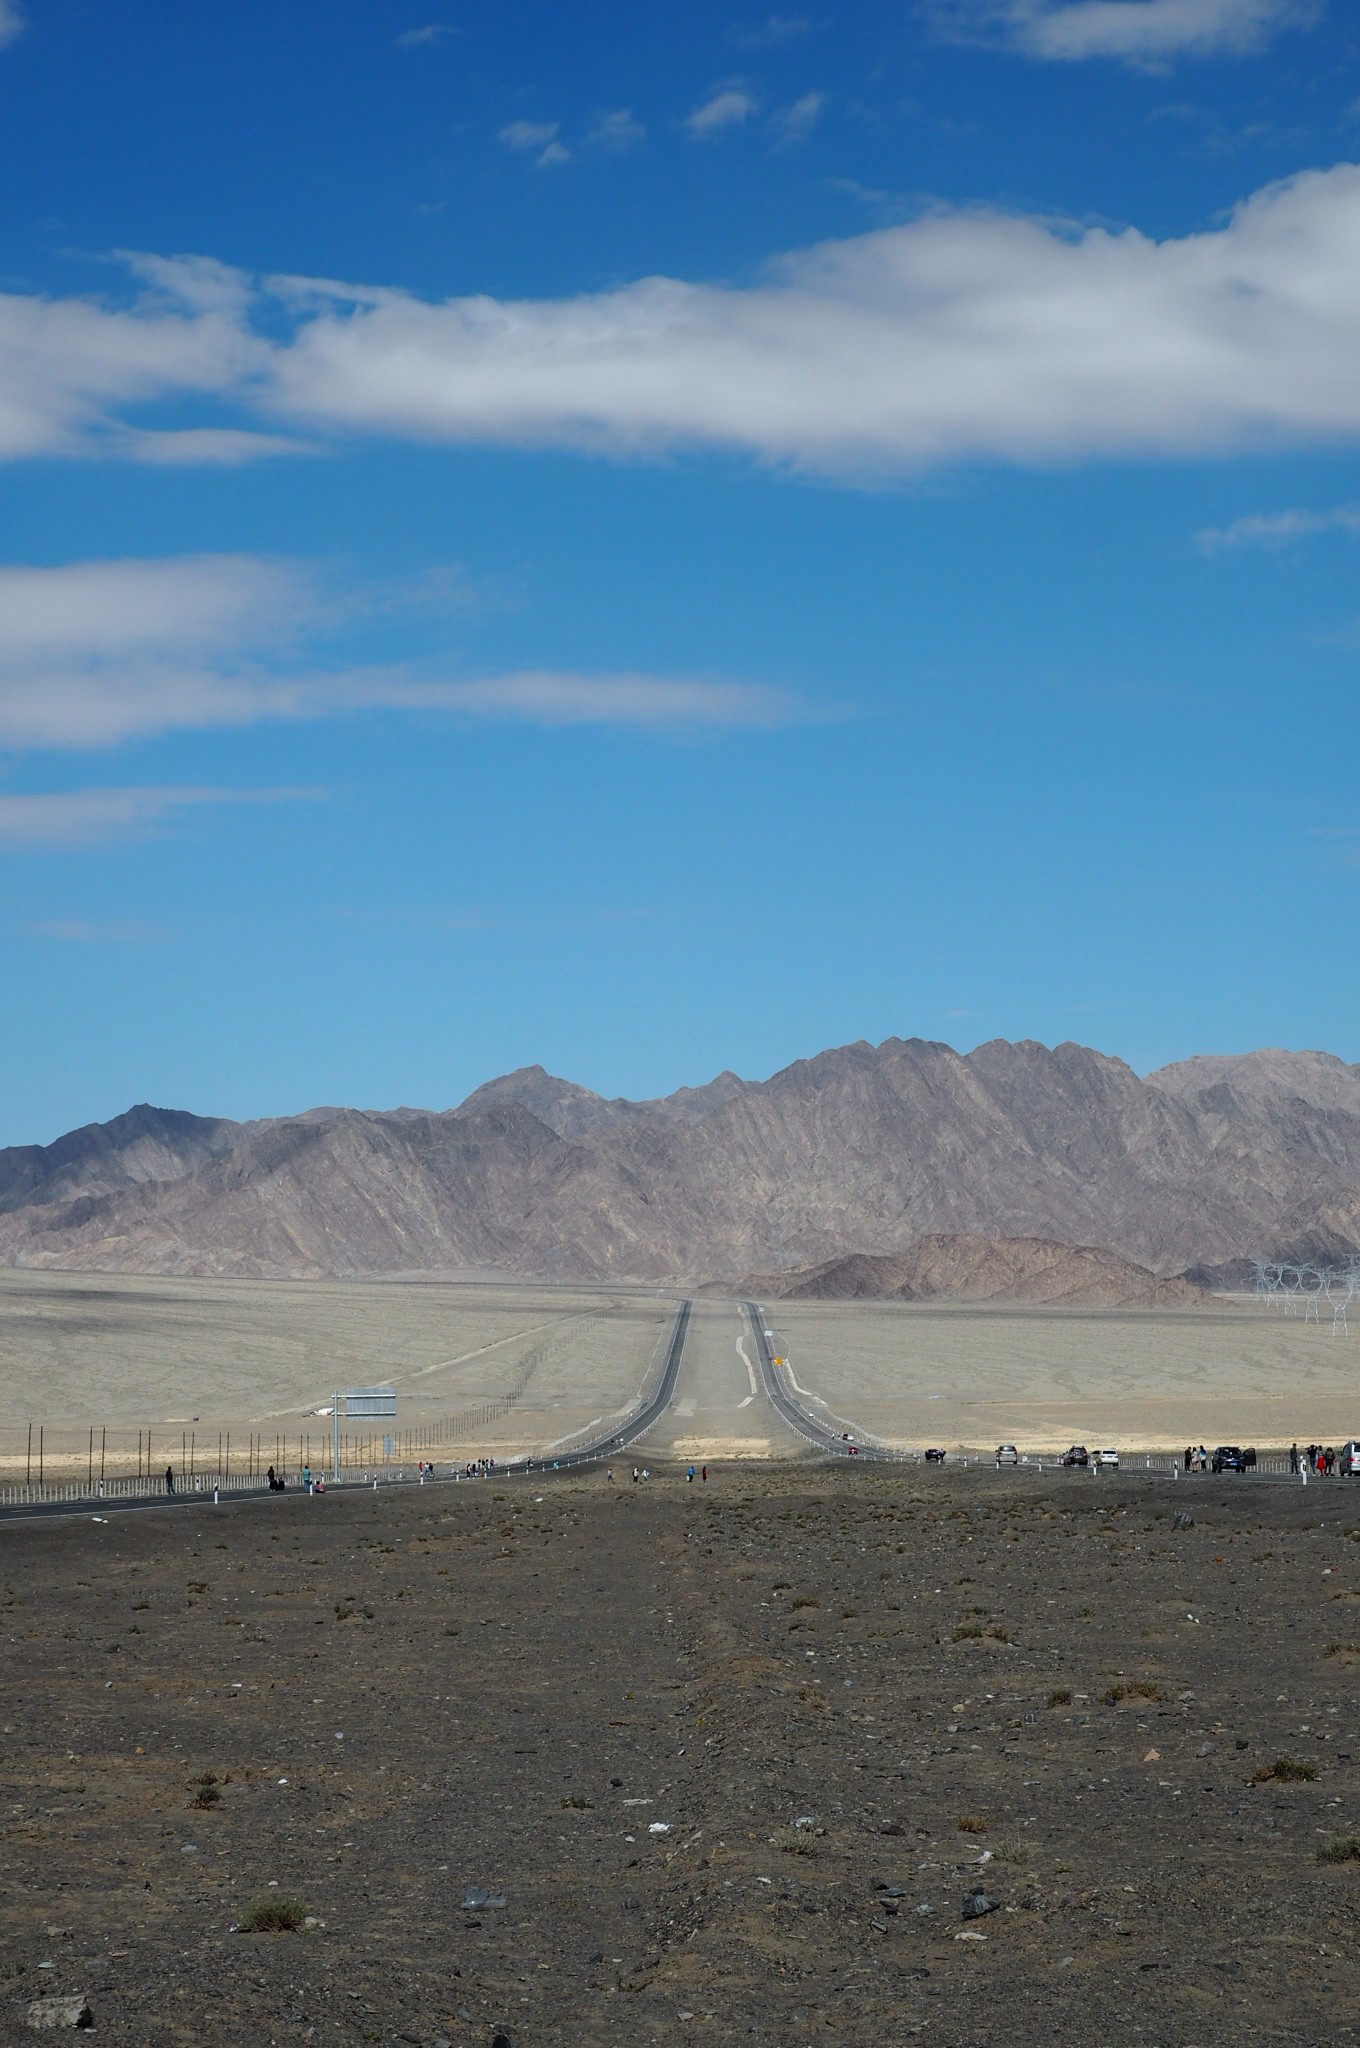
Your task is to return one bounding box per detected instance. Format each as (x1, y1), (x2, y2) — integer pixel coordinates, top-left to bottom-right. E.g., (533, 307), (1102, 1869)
(2, 1465), (1359, 2045)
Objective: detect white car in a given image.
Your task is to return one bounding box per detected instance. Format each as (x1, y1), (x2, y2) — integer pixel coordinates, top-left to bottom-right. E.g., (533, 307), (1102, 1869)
(1093, 1448), (1119, 1470)
(995, 1444), (1019, 1467)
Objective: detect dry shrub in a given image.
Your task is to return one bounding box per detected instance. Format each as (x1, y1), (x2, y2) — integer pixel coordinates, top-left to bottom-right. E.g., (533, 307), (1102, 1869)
(238, 1895), (306, 1933)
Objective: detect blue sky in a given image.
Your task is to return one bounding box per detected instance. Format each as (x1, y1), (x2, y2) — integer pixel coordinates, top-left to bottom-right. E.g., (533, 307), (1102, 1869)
(1, 0), (1359, 1143)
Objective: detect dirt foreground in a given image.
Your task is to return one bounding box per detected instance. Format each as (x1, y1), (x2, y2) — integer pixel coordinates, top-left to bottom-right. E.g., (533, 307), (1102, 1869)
(3, 1465), (1360, 2045)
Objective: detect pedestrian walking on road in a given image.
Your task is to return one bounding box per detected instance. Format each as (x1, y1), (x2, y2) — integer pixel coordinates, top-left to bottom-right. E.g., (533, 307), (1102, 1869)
(164, 1464), (174, 1497)
(1290, 1442), (1299, 1475)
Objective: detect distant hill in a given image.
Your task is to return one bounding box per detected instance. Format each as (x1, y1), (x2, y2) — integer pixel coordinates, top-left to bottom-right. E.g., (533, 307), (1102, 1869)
(738, 1233), (1207, 1307)
(2, 1035), (1360, 1285)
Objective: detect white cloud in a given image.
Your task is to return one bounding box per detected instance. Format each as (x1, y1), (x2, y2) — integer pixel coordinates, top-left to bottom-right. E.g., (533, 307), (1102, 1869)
(772, 90), (824, 143)
(685, 87), (758, 138)
(256, 164), (1360, 476)
(28, 917), (167, 942)
(730, 14), (814, 47)
(0, 2), (22, 50)
(940, 0), (1317, 64)
(0, 553), (801, 749)
(0, 786), (318, 849)
(499, 119), (569, 167)
(0, 555), (300, 662)
(0, 253), (270, 461)
(393, 671), (800, 727)
(15, 165), (1360, 478)
(1199, 503), (1360, 548)
(586, 109), (646, 152)
(395, 23), (458, 48)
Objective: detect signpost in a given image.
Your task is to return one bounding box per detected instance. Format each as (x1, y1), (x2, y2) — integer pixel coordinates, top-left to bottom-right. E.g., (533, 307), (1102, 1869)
(338, 1386), (397, 1480)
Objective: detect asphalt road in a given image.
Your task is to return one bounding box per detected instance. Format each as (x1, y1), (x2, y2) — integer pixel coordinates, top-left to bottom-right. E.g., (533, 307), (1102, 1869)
(743, 1298), (894, 1457)
(537, 1298), (693, 1469)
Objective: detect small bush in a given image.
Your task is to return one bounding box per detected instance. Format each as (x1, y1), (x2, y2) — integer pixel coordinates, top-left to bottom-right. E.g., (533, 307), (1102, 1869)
(952, 1624), (984, 1641)
(1047, 1687), (1072, 1709)
(1250, 1756), (1317, 1785)
(1318, 1836), (1360, 1864)
(956, 1814), (988, 1834)
(561, 1794), (593, 1810)
(991, 1838), (1031, 1865)
(1325, 1642), (1360, 1658)
(238, 1894), (307, 1933)
(1103, 1680), (1163, 1706)
(192, 1772), (222, 1810)
(0, 1959), (25, 1981)
(790, 1596), (820, 1612)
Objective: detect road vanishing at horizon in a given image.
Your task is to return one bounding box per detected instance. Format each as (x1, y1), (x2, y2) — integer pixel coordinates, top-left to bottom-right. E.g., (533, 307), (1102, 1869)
(633, 1298), (807, 1462)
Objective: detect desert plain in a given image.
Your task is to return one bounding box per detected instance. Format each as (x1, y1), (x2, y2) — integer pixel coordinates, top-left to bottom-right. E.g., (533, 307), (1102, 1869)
(1, 1275), (1357, 1482)
(5, 1462), (1360, 2047)
(768, 1297), (1360, 1455)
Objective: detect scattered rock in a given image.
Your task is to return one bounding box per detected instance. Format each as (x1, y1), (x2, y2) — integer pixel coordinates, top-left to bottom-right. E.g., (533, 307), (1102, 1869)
(961, 1890), (997, 1919)
(24, 1994), (93, 2031)
(460, 1887), (506, 1911)
(1172, 1511), (1194, 1531)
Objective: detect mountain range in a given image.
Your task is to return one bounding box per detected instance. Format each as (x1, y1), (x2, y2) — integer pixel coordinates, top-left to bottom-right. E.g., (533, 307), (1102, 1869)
(1, 1038), (1359, 1288)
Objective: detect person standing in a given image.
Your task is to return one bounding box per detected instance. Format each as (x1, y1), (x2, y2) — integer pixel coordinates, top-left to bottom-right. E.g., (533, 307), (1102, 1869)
(701, 1465), (707, 1484)
(164, 1464), (174, 1497)
(687, 1465), (695, 1484)
(1289, 1442), (1299, 1475)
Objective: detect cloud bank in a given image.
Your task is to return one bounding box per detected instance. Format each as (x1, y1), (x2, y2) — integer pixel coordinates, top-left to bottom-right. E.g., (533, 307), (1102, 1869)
(8, 165), (1360, 476)
(0, 554), (798, 751)
(1199, 503), (1360, 548)
(0, 785), (317, 848)
(940, 0), (1318, 64)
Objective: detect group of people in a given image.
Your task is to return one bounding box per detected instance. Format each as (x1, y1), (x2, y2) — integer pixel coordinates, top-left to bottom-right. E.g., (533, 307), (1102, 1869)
(1182, 1445), (1211, 1472)
(1291, 1442), (1340, 1476)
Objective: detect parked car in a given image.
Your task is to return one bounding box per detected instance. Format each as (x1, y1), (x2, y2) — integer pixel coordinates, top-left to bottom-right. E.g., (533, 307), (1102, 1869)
(995, 1444), (1019, 1467)
(1093, 1448), (1119, 1470)
(1060, 1445), (1089, 1467)
(924, 1446), (946, 1464)
(1340, 1441), (1360, 1476)
(1211, 1445), (1248, 1473)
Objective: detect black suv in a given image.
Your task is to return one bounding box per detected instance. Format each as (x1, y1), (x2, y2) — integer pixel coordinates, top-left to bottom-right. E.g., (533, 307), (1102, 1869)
(1211, 1445), (1250, 1473)
(1060, 1445), (1089, 1468)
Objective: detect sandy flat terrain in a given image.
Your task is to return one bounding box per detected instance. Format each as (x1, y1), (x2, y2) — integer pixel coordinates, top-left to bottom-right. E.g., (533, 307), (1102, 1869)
(761, 1296), (1360, 1452)
(0, 1272), (673, 1477)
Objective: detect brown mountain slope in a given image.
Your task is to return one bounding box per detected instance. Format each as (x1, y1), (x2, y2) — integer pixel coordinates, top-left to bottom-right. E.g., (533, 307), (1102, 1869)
(1150, 1049), (1360, 1118)
(4, 1036), (1360, 1282)
(454, 1063), (751, 1137)
(740, 1234), (1206, 1307)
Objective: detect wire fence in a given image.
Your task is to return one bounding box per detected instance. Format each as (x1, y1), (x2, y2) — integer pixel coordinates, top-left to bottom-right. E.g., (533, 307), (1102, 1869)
(0, 1308), (621, 1497)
